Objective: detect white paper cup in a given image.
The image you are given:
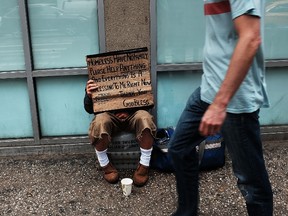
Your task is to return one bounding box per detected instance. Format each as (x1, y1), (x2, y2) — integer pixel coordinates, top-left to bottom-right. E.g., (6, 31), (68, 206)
(121, 178), (133, 196)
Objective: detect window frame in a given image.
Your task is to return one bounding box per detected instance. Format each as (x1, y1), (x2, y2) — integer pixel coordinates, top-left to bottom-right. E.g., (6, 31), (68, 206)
(0, 0), (105, 147)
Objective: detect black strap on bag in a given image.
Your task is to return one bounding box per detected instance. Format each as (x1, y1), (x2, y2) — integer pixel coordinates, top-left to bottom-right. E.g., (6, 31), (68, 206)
(150, 127), (175, 172)
(198, 133), (225, 170)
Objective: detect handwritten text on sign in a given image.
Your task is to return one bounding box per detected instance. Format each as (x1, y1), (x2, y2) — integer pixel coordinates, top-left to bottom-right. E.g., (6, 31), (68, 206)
(86, 47), (154, 113)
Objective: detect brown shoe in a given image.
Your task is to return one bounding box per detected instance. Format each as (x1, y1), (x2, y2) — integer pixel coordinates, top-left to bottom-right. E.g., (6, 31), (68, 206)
(133, 164), (149, 187)
(102, 162), (119, 184)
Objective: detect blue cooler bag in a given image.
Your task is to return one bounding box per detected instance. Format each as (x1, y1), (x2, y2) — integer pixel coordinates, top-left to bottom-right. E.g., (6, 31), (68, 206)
(150, 128), (225, 172)
(197, 133), (225, 170)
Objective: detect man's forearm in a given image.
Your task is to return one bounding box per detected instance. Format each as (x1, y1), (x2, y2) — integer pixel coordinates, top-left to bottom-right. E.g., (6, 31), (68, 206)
(213, 15), (261, 109)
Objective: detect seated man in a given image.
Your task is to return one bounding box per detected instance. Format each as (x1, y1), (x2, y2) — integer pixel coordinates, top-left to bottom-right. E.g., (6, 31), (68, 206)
(84, 79), (157, 186)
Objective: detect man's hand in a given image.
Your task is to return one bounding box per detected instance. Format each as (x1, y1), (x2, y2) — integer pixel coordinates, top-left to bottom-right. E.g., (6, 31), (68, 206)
(199, 103), (226, 136)
(86, 80), (97, 98)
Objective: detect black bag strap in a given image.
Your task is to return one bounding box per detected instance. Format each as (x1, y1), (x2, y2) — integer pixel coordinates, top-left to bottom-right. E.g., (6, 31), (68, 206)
(198, 140), (206, 166)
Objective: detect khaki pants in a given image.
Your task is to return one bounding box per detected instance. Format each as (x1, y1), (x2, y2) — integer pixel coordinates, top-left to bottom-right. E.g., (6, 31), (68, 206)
(89, 110), (157, 145)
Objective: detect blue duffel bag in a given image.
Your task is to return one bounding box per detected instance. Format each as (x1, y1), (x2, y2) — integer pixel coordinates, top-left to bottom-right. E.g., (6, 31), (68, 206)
(150, 127), (225, 172)
(197, 133), (225, 170)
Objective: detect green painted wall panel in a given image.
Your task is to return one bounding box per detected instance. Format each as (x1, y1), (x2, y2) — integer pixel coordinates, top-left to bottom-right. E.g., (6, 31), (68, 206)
(260, 68), (288, 125)
(157, 71), (201, 128)
(36, 76), (93, 136)
(0, 79), (33, 138)
(157, 68), (288, 128)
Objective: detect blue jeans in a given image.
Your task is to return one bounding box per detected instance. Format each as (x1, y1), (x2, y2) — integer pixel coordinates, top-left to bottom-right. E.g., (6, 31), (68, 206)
(168, 88), (273, 216)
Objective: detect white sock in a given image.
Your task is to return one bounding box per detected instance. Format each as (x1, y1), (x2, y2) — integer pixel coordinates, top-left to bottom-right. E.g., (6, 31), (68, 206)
(95, 149), (109, 167)
(140, 147), (153, 167)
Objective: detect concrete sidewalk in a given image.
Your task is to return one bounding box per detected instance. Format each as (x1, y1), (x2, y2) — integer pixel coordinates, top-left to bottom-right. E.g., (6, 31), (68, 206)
(0, 140), (287, 216)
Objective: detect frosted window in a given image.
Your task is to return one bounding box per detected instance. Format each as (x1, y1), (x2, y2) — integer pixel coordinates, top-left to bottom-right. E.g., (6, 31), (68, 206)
(28, 0), (99, 69)
(0, 0), (25, 72)
(157, 0), (288, 64)
(264, 0), (288, 59)
(157, 0), (205, 64)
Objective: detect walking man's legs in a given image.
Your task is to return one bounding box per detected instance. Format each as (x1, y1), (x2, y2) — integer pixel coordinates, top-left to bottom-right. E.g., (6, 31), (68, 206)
(168, 88), (207, 216)
(222, 110), (273, 216)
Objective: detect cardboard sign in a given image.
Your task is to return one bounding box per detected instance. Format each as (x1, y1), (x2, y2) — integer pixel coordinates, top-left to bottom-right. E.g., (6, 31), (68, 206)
(86, 47), (154, 113)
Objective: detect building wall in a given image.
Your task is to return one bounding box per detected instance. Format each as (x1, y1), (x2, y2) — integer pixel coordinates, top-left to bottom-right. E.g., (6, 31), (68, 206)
(0, 0), (288, 157)
(104, 0), (150, 52)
